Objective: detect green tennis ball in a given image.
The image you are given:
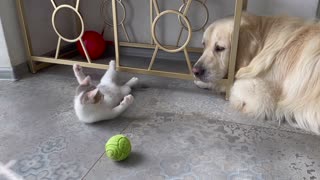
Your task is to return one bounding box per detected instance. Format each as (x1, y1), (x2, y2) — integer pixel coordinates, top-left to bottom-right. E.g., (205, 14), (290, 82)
(105, 134), (131, 161)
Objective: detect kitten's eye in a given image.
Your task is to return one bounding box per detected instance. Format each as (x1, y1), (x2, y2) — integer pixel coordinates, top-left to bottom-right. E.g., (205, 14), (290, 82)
(202, 42), (205, 47)
(215, 45), (225, 52)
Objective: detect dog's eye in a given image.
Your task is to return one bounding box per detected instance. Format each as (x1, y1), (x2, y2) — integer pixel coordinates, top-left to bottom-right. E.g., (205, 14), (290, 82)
(215, 45), (225, 52)
(202, 42), (205, 47)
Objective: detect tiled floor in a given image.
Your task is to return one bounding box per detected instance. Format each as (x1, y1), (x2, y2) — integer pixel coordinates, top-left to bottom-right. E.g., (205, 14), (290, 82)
(0, 63), (319, 180)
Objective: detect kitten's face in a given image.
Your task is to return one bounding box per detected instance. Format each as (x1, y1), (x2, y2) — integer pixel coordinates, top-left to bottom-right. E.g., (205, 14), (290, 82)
(76, 76), (104, 104)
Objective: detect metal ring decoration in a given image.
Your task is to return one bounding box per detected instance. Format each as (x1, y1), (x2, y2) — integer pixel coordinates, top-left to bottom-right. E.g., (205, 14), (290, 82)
(52, 4), (84, 42)
(152, 10), (192, 53)
(178, 0), (209, 32)
(100, 0), (126, 27)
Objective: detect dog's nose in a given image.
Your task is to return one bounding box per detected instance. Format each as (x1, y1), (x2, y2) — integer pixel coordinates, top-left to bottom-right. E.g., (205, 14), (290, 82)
(192, 67), (205, 77)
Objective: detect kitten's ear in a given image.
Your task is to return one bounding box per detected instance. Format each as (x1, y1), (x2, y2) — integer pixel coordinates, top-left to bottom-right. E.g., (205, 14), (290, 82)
(80, 76), (91, 86)
(81, 88), (104, 104)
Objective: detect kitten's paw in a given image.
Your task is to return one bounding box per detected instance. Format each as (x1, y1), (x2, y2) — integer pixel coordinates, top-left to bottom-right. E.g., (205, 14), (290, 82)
(126, 77), (139, 87)
(131, 77), (139, 84)
(73, 64), (82, 73)
(109, 60), (115, 67)
(121, 95), (134, 105)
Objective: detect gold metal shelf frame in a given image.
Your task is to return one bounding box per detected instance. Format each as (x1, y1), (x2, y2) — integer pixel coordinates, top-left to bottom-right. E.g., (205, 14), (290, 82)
(16, 0), (247, 99)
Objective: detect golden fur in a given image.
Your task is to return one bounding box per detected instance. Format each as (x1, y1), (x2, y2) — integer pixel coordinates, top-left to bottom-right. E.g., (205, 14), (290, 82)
(193, 12), (320, 134)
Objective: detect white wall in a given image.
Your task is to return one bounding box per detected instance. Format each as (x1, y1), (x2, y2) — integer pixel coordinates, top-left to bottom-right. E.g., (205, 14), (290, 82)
(23, 0), (77, 56)
(79, 0), (319, 48)
(0, 0), (26, 67)
(0, 0), (78, 71)
(248, 0), (318, 18)
(0, 19), (12, 68)
(0, 0), (318, 69)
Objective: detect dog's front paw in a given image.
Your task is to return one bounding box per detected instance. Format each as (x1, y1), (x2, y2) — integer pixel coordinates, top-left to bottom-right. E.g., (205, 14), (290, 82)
(121, 95), (134, 106)
(194, 80), (211, 89)
(230, 98), (246, 112)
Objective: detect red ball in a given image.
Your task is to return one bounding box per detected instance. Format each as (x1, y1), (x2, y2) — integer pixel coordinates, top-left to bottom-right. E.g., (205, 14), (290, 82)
(76, 31), (106, 60)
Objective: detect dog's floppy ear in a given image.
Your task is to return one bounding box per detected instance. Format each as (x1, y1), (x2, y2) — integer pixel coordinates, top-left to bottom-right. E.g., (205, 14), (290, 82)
(240, 12), (259, 26)
(229, 13), (261, 71)
(227, 12), (258, 45)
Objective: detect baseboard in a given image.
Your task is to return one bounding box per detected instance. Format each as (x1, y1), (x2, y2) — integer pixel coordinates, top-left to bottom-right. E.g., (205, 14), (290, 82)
(0, 62), (29, 80)
(0, 67), (15, 80)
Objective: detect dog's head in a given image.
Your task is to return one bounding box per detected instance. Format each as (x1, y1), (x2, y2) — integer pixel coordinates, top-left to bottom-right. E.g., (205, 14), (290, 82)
(192, 18), (234, 82)
(193, 14), (259, 83)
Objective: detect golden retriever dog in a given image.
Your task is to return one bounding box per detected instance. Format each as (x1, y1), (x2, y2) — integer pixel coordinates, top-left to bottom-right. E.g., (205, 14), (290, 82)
(192, 12), (320, 134)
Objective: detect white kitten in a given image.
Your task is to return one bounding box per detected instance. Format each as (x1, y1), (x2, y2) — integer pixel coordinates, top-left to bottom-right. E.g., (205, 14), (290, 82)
(73, 60), (138, 123)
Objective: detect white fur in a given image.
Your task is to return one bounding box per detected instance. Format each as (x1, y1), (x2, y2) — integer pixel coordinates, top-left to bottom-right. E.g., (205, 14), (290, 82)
(73, 60), (138, 123)
(229, 79), (277, 120)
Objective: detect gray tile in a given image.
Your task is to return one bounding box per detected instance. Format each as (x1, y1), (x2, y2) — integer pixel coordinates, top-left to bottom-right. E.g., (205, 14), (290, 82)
(0, 69), (133, 179)
(0, 63), (319, 180)
(84, 112), (320, 180)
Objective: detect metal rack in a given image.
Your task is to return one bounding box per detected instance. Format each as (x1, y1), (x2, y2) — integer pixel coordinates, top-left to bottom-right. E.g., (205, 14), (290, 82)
(16, 0), (247, 99)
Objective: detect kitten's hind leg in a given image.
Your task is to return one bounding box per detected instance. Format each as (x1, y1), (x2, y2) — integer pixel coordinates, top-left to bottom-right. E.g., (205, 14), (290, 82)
(110, 95), (134, 118)
(121, 77), (139, 95)
(73, 64), (86, 84)
(100, 60), (117, 84)
(125, 77), (139, 87)
(121, 86), (132, 96)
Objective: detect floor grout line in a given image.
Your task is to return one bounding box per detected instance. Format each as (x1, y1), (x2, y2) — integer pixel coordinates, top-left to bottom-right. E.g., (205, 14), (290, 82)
(81, 151), (105, 180)
(80, 119), (137, 180)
